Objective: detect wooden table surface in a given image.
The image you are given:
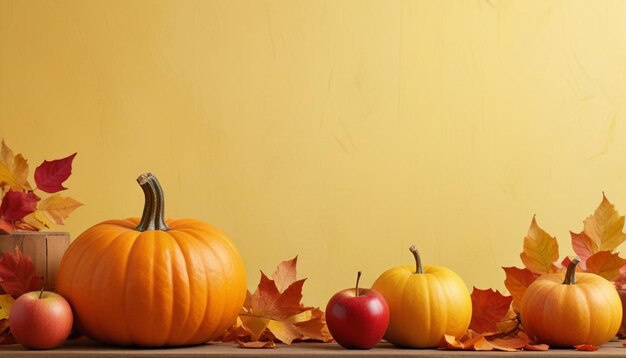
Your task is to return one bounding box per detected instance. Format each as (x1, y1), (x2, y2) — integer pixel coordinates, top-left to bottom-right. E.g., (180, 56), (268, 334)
(0, 338), (624, 357)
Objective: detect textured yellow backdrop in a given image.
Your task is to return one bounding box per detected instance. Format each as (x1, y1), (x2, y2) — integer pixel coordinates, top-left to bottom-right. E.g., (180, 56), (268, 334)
(2, 0), (626, 308)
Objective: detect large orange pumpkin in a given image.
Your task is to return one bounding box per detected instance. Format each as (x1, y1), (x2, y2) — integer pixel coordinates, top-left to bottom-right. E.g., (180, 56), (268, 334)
(520, 258), (622, 347)
(57, 173), (246, 347)
(371, 245), (472, 348)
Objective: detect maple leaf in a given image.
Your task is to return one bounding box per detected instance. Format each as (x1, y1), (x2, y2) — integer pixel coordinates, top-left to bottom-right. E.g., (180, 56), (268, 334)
(34, 153), (77, 193)
(291, 308), (330, 341)
(615, 265), (626, 289)
(0, 246), (43, 298)
(19, 211), (51, 231)
(495, 308), (520, 335)
(237, 340), (276, 348)
(575, 344), (600, 351)
(572, 194), (626, 258)
(520, 216), (559, 274)
(0, 190), (39, 221)
(272, 257), (297, 293)
(0, 141), (31, 191)
(440, 332), (531, 352)
(223, 256), (331, 347)
(585, 251), (626, 281)
(469, 288), (513, 334)
(37, 193), (83, 225)
(570, 231), (597, 262)
(503, 266), (539, 312)
(524, 343), (549, 351)
(487, 336), (530, 352)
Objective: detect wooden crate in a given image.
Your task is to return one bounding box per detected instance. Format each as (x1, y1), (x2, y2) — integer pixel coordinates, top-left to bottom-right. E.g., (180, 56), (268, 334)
(0, 232), (70, 291)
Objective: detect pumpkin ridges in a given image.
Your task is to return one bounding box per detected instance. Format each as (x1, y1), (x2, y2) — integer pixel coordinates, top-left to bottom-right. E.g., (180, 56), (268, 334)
(191, 233), (229, 344)
(165, 230), (203, 345)
(123, 231), (157, 346)
(166, 227), (229, 345)
(196, 231), (244, 339)
(89, 229), (138, 345)
(161, 230), (191, 345)
(176, 228), (217, 345)
(444, 270), (472, 337)
(60, 226), (129, 341)
(592, 280), (622, 343)
(217, 244), (246, 340)
(149, 230), (178, 346)
(427, 274), (446, 344)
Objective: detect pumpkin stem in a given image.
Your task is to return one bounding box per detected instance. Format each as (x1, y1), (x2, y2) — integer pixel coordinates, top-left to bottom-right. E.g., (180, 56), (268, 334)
(136, 173), (170, 232)
(409, 245), (424, 274)
(355, 271), (362, 297)
(563, 257), (580, 285)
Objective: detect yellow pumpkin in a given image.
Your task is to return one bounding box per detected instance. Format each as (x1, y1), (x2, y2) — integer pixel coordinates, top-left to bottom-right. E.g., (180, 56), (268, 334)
(57, 173), (246, 347)
(520, 258), (622, 346)
(371, 245), (472, 348)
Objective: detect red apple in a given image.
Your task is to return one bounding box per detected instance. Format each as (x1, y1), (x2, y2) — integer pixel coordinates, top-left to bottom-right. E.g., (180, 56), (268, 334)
(9, 290), (73, 349)
(326, 272), (390, 349)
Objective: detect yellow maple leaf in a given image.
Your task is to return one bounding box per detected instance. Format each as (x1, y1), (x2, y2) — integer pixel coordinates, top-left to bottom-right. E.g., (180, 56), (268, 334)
(0, 141), (31, 190)
(267, 320), (301, 345)
(240, 315), (270, 342)
(520, 216), (559, 274)
(582, 194), (626, 252)
(0, 295), (15, 321)
(20, 210), (52, 230)
(38, 194), (83, 225)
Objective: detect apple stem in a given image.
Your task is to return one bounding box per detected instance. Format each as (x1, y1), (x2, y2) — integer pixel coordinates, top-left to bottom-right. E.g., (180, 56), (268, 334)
(410, 245), (424, 274)
(563, 257), (580, 285)
(355, 271), (362, 297)
(38, 284), (44, 299)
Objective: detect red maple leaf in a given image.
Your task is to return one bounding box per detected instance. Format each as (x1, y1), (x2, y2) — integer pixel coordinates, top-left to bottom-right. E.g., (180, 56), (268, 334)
(469, 287), (513, 334)
(0, 247), (43, 298)
(0, 190), (39, 221)
(34, 153), (77, 193)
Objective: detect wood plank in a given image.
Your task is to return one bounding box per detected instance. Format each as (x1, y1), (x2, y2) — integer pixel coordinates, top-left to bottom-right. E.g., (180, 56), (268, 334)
(0, 232), (70, 291)
(0, 338), (624, 357)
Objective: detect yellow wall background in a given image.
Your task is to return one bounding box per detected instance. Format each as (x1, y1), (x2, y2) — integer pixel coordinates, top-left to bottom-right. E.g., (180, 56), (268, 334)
(2, 0), (626, 308)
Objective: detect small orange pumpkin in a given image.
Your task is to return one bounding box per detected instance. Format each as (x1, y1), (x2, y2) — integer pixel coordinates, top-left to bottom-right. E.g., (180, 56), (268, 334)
(520, 258), (622, 347)
(57, 173), (246, 347)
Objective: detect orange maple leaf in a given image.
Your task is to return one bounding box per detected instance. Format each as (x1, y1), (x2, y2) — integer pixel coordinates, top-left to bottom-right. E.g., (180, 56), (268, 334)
(575, 344), (600, 351)
(520, 216), (559, 274)
(468, 288), (513, 335)
(502, 267), (539, 313)
(440, 331), (531, 352)
(585, 251), (626, 281)
(223, 256), (331, 348)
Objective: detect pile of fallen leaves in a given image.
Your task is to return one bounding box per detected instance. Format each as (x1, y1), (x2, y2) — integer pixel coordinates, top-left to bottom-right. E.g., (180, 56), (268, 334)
(444, 193), (626, 352)
(439, 287), (548, 351)
(220, 257), (332, 348)
(0, 247), (44, 344)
